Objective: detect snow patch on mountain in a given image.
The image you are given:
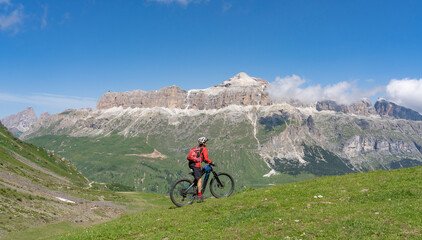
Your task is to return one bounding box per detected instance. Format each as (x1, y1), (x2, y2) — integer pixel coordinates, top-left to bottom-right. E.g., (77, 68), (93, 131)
(220, 72), (263, 87)
(188, 72), (267, 96)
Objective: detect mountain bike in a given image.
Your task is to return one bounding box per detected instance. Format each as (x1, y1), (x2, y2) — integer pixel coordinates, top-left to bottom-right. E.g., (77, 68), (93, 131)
(170, 164), (235, 207)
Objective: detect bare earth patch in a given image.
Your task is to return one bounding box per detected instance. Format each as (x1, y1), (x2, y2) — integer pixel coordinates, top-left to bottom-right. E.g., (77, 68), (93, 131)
(126, 149), (168, 159)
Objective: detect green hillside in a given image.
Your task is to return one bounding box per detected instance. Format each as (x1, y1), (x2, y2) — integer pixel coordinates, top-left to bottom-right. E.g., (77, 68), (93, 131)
(26, 116), (316, 195)
(55, 166), (422, 239)
(0, 122), (131, 238)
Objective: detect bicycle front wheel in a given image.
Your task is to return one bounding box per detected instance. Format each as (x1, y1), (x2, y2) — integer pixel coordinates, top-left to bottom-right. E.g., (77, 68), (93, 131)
(170, 178), (196, 207)
(210, 172), (234, 198)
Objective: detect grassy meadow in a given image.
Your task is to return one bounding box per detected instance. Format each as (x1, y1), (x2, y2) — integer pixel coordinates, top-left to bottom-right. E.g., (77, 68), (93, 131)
(49, 166), (421, 239)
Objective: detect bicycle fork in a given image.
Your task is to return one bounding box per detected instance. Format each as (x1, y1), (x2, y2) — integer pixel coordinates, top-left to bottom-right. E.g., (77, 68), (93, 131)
(211, 170), (225, 188)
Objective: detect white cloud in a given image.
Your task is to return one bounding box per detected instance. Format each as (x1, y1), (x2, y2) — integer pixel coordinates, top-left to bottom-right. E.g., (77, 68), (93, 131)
(385, 78), (422, 113)
(267, 75), (384, 105)
(0, 92), (97, 111)
(0, 2), (24, 33)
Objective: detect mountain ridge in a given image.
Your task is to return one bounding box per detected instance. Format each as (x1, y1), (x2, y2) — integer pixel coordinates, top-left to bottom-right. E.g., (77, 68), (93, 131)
(13, 72), (422, 194)
(96, 72), (272, 110)
(21, 102), (422, 193)
(1, 107), (38, 136)
(95, 72), (422, 122)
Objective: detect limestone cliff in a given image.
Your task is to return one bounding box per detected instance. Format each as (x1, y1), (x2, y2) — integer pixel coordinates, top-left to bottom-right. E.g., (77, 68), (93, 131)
(374, 98), (422, 121)
(1, 107), (38, 135)
(96, 72), (271, 110)
(316, 98), (376, 116)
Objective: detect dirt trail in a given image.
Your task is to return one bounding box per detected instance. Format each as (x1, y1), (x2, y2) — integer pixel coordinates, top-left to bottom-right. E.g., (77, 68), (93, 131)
(0, 168), (125, 238)
(0, 130), (126, 237)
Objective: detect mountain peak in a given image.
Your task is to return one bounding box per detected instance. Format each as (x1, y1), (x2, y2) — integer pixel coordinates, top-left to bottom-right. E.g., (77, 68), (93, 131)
(215, 72), (268, 88)
(1, 107), (38, 135)
(221, 72), (262, 87)
(233, 72), (253, 80)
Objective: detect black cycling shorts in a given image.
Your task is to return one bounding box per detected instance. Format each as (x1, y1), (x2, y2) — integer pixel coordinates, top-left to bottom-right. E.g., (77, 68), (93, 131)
(188, 162), (202, 180)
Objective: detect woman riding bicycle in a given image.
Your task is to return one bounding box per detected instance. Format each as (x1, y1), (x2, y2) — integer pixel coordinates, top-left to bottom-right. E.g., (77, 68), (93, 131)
(171, 138), (234, 207)
(188, 137), (214, 201)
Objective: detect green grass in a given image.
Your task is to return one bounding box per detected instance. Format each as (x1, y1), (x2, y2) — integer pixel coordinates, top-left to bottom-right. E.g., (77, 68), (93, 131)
(0, 126), (87, 187)
(52, 166), (422, 239)
(2, 192), (171, 240)
(116, 192), (172, 211)
(2, 222), (81, 240)
(0, 123), (135, 236)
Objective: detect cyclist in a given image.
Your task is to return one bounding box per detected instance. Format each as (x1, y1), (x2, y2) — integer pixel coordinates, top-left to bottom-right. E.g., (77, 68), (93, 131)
(189, 137), (214, 201)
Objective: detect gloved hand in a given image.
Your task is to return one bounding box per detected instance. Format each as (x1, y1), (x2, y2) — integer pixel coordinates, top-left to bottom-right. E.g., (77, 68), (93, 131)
(210, 162), (216, 166)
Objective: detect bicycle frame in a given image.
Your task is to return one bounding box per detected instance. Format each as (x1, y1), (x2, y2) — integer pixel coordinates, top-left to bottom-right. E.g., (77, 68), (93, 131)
(170, 164), (234, 206)
(185, 165), (221, 195)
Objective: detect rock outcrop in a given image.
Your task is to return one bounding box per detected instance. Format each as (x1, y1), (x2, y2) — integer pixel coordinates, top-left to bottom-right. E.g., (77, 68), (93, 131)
(97, 73), (422, 123)
(96, 87), (187, 110)
(96, 72), (271, 110)
(316, 98), (376, 115)
(342, 135), (420, 158)
(374, 98), (422, 121)
(1, 107), (38, 134)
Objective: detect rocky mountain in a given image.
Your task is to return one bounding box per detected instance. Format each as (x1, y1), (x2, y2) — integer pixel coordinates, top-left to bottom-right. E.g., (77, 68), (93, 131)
(317, 98), (422, 121)
(20, 72), (422, 194)
(316, 98), (376, 116)
(1, 107), (38, 136)
(97, 72), (272, 110)
(374, 98), (422, 121)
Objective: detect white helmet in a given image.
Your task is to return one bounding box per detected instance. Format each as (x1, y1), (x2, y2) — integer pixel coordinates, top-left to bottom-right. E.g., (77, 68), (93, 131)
(198, 137), (208, 144)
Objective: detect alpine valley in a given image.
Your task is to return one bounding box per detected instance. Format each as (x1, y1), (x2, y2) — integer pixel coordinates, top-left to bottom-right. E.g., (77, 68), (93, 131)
(11, 72), (422, 194)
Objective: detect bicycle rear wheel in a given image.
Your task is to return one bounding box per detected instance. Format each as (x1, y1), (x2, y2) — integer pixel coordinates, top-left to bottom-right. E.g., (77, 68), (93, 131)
(210, 172), (234, 198)
(170, 178), (196, 207)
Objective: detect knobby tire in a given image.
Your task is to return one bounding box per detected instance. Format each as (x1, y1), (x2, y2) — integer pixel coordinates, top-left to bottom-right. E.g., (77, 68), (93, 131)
(210, 172), (234, 198)
(170, 178), (195, 207)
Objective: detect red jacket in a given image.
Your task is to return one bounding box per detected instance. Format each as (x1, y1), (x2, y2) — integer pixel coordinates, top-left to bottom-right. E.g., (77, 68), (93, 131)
(193, 147), (212, 168)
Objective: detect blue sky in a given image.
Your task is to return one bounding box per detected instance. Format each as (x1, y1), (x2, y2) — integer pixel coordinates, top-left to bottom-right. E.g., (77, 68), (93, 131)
(1, 0), (422, 118)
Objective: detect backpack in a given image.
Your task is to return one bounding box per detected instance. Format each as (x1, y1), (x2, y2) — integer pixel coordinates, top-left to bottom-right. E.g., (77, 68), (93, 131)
(187, 147), (203, 162)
